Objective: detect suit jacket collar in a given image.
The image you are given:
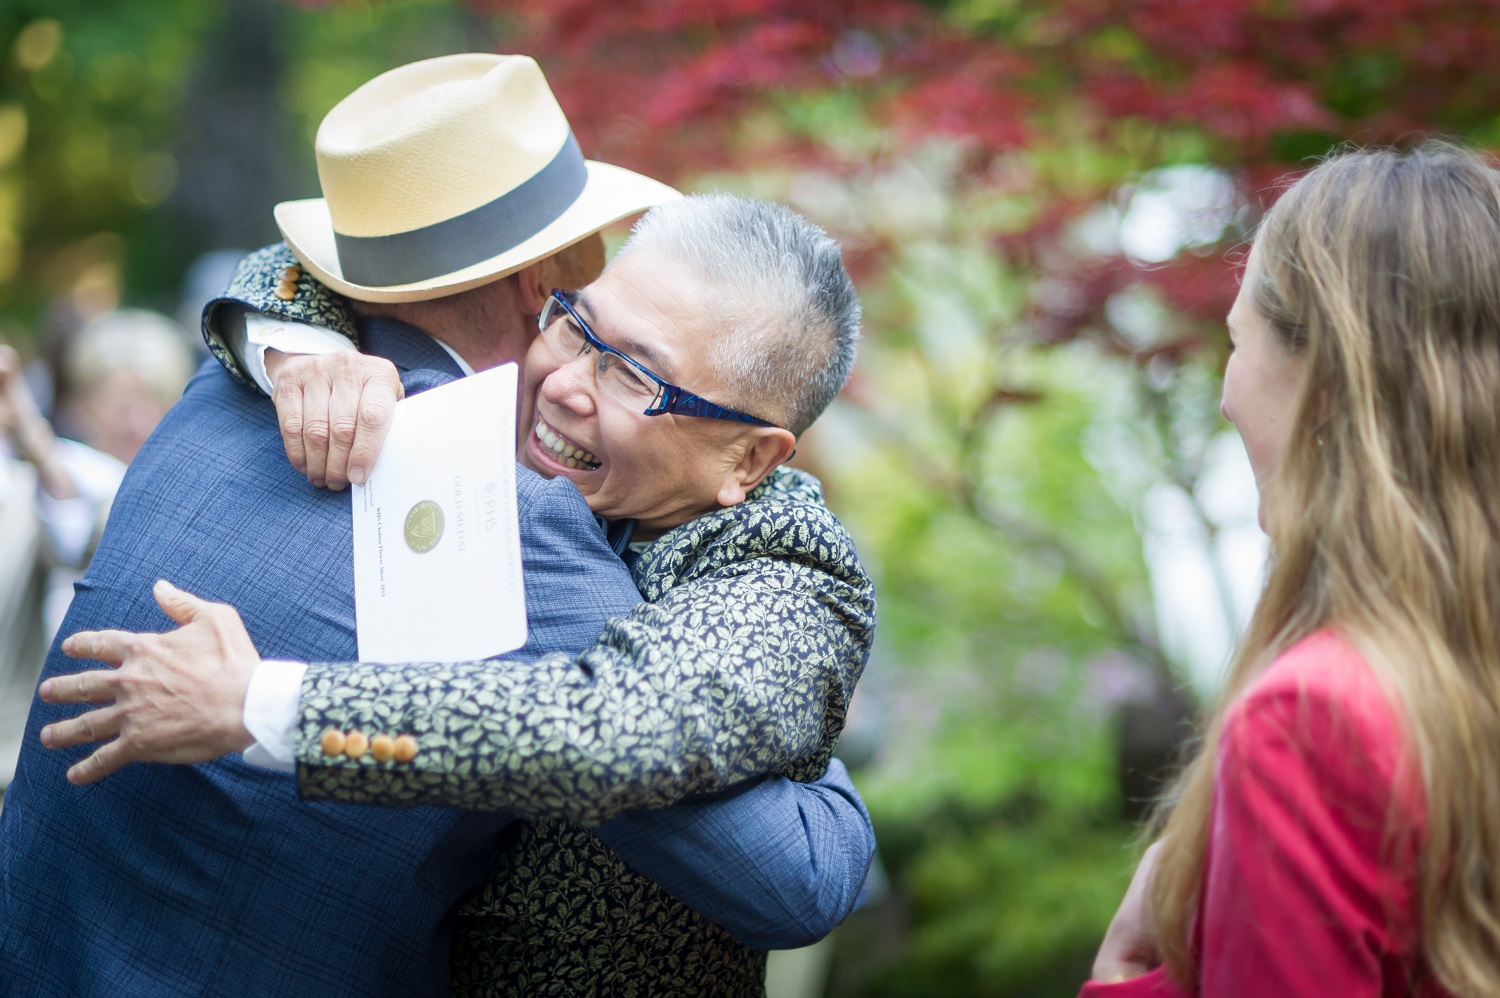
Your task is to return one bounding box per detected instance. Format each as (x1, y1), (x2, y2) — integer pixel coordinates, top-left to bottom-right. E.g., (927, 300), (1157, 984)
(356, 315), (465, 396)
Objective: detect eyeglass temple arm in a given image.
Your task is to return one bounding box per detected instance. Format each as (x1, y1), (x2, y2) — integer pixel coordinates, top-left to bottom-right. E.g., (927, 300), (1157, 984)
(668, 392), (774, 426)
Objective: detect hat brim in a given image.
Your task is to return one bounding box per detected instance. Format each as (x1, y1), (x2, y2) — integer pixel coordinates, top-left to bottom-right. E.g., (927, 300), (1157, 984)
(273, 161), (681, 303)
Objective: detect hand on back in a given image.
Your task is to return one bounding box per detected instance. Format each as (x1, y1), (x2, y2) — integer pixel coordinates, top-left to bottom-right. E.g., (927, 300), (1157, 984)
(266, 349), (403, 490)
(40, 580), (261, 783)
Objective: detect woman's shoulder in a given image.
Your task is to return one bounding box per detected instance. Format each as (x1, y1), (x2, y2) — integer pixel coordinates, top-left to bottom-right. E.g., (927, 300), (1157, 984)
(1242, 629), (1393, 721)
(1226, 629), (1410, 794)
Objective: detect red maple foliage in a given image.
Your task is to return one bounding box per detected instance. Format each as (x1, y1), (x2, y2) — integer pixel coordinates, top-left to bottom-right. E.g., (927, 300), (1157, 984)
(478, 0), (1500, 354)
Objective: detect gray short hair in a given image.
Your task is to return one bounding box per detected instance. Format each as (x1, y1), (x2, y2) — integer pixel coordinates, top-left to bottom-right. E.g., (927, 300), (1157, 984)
(616, 194), (860, 435)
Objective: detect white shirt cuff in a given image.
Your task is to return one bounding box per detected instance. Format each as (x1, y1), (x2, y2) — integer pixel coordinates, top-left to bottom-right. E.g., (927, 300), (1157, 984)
(241, 659), (308, 772)
(241, 313), (357, 395)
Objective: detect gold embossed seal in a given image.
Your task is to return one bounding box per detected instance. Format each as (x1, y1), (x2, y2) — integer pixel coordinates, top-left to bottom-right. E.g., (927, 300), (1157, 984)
(403, 499), (445, 554)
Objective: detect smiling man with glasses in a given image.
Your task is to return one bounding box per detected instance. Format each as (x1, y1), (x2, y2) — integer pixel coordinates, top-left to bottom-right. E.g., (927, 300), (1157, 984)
(516, 253), (803, 543)
(40, 193), (875, 996)
(540, 288), (777, 426)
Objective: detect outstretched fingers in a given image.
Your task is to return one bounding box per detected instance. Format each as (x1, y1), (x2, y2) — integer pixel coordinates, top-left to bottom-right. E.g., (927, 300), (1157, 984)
(37, 580), (265, 782)
(153, 579), (211, 626)
(59, 629), (135, 667)
(66, 739), (133, 785)
(40, 703), (122, 750)
(38, 666), (120, 705)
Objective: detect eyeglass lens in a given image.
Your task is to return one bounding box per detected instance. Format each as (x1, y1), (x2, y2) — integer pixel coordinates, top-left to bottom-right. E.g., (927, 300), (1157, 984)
(540, 298), (662, 410)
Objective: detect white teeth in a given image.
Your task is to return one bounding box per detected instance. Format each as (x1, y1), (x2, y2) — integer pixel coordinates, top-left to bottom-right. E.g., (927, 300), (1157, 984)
(534, 420), (598, 468)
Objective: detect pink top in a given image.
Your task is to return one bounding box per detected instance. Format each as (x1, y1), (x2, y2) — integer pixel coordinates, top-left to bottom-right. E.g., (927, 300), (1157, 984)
(1080, 630), (1447, 997)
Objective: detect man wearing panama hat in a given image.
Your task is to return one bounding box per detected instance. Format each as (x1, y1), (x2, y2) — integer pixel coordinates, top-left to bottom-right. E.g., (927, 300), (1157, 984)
(0, 54), (873, 996)
(205, 50), (682, 480)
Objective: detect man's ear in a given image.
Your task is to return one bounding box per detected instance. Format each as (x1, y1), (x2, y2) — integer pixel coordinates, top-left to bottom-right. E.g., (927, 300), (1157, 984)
(716, 428), (797, 508)
(515, 233), (608, 318)
(513, 262), (551, 318)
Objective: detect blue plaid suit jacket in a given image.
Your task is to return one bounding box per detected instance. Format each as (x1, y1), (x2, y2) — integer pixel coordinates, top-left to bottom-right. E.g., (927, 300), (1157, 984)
(0, 321), (644, 997)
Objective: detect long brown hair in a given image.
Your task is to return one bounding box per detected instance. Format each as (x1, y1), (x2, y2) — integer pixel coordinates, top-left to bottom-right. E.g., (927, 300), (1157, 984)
(1151, 145), (1500, 994)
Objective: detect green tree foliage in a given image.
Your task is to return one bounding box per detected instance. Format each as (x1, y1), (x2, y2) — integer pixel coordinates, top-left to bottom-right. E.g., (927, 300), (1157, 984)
(0, 0), (493, 333)
(0, 1), (211, 320)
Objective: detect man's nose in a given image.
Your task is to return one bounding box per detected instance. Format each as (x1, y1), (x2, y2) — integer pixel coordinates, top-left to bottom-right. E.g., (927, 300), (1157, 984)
(542, 352), (599, 414)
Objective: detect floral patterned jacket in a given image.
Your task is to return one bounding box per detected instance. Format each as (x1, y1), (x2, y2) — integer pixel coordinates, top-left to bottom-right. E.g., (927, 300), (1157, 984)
(202, 244), (877, 996)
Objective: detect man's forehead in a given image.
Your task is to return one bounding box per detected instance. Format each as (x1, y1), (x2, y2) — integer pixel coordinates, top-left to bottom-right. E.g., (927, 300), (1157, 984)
(571, 283), (698, 380)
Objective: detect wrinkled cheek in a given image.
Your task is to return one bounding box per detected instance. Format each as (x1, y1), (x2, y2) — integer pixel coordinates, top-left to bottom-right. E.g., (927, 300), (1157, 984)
(590, 481), (631, 521)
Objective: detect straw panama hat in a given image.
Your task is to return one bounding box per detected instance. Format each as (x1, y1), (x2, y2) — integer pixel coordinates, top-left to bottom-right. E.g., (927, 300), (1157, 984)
(273, 53), (681, 303)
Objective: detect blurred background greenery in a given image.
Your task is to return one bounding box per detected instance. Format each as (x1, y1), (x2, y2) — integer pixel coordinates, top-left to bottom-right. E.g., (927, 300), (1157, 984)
(4, 1), (1499, 993)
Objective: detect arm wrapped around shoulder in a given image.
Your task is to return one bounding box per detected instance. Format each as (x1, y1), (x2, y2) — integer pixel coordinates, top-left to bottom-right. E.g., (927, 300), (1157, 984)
(293, 480), (876, 826)
(595, 758), (876, 950)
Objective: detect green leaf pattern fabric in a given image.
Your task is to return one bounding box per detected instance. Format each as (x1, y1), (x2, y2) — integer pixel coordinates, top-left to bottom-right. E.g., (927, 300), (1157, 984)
(294, 467), (873, 821)
(199, 243), (359, 393)
(451, 819), (768, 996)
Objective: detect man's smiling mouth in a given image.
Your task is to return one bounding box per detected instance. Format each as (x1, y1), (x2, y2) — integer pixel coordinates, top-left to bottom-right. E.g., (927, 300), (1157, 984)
(534, 418), (600, 470)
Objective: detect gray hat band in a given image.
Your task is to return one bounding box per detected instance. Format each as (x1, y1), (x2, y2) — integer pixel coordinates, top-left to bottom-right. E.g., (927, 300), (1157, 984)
(332, 131), (588, 288)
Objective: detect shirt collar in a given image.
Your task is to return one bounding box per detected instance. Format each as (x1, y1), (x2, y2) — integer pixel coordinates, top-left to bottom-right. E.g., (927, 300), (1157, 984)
(429, 337), (475, 376)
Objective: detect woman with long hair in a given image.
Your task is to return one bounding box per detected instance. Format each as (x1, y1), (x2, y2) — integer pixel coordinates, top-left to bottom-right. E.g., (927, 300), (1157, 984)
(1084, 145), (1500, 996)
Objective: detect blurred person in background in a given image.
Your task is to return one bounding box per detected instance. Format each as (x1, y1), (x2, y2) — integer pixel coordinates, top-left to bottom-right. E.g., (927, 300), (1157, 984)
(0, 351), (48, 792)
(0, 311), (193, 788)
(1085, 145), (1500, 996)
(1, 309), (196, 637)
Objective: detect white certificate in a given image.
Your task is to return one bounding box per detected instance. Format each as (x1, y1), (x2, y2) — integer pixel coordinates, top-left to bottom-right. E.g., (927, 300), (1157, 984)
(351, 364), (527, 662)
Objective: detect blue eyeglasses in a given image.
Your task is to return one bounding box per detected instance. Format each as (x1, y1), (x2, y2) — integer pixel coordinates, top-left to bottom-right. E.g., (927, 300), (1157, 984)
(539, 289), (776, 427)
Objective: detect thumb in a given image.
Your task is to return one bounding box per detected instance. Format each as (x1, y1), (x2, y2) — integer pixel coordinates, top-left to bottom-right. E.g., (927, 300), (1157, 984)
(154, 579), (206, 626)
